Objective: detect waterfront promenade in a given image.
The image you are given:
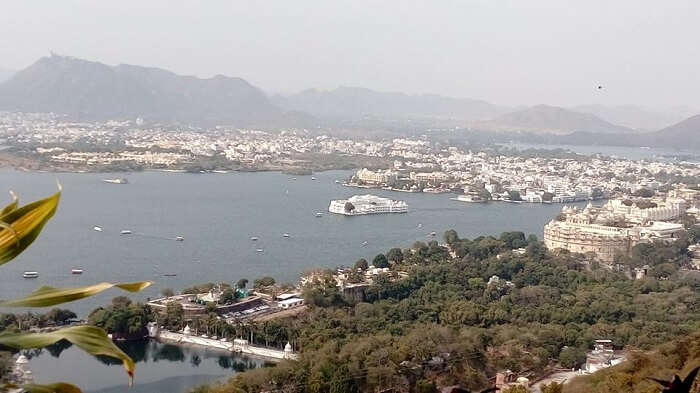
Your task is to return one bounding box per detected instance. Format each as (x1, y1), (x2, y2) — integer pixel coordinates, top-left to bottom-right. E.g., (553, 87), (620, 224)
(148, 323), (298, 361)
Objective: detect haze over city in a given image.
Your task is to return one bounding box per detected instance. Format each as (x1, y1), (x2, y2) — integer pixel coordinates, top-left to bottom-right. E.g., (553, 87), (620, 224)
(3, 3), (700, 393)
(1, 0), (699, 109)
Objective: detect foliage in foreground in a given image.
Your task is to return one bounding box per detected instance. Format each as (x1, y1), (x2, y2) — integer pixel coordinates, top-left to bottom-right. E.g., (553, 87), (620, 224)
(566, 332), (700, 393)
(0, 188), (151, 392)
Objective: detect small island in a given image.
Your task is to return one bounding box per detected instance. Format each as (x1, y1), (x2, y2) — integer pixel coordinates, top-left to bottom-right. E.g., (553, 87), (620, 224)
(328, 194), (408, 216)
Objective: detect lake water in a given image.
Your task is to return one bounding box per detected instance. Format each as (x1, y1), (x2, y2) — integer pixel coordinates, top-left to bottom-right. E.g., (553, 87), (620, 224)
(501, 142), (699, 161)
(0, 168), (585, 316)
(26, 339), (265, 393)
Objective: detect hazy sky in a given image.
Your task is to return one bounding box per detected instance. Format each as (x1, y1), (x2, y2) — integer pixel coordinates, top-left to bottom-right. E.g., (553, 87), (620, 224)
(1, 1), (699, 108)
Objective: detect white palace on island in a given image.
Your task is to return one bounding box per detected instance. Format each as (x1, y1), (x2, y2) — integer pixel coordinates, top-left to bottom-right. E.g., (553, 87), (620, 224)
(328, 194), (408, 216)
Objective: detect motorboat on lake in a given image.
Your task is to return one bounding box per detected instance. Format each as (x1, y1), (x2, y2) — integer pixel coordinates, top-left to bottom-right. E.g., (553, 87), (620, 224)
(23, 271), (39, 279)
(120, 230), (132, 235)
(93, 226), (103, 232)
(71, 269), (83, 275)
(103, 178), (128, 184)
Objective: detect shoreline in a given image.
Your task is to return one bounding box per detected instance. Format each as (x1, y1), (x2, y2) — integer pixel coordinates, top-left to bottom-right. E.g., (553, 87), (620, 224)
(343, 182), (608, 204)
(150, 326), (298, 362)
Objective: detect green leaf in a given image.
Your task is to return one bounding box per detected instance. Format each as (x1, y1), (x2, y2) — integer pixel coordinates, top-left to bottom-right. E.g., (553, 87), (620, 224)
(12, 382), (82, 393)
(0, 281), (153, 307)
(0, 326), (135, 386)
(0, 190), (18, 217)
(0, 186), (61, 266)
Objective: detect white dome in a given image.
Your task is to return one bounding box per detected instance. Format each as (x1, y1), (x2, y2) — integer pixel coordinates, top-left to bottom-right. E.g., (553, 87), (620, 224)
(183, 324), (191, 335)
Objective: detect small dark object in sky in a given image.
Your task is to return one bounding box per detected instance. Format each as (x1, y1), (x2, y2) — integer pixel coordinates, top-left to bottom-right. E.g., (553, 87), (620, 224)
(597, 85), (603, 89)
(649, 366), (700, 393)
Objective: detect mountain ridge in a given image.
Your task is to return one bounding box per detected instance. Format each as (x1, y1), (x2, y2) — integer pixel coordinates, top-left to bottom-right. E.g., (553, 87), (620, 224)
(571, 104), (688, 131)
(0, 55), (291, 126)
(271, 86), (511, 121)
(478, 104), (636, 135)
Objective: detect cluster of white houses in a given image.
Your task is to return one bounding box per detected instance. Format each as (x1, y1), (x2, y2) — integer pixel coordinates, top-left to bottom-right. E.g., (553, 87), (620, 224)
(544, 197), (692, 264)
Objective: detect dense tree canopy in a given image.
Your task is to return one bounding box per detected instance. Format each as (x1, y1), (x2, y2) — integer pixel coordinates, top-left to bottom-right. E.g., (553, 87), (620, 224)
(88, 297), (152, 339)
(197, 229), (700, 393)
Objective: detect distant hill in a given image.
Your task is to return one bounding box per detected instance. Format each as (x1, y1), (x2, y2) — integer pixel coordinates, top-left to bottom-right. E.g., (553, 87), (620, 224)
(0, 55), (298, 126)
(648, 113), (700, 150)
(0, 67), (13, 82)
(480, 104), (635, 135)
(572, 104), (686, 131)
(271, 86), (510, 121)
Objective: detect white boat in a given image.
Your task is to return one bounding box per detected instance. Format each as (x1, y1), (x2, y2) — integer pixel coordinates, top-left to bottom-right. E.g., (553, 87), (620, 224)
(418, 223), (423, 228)
(93, 226), (103, 232)
(175, 236), (184, 242)
(453, 194), (486, 203)
(430, 232), (437, 237)
(315, 212), (323, 217)
(23, 271), (39, 278)
(328, 194), (408, 216)
(71, 269), (83, 275)
(256, 248), (264, 253)
(335, 180), (341, 184)
(250, 236), (259, 241)
(282, 233), (290, 238)
(120, 230), (132, 235)
(362, 241), (368, 247)
(311, 177), (317, 180)
(103, 178), (128, 184)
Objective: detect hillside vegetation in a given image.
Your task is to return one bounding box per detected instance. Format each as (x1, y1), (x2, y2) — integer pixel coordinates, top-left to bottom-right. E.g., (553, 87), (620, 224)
(566, 333), (700, 393)
(195, 229), (700, 393)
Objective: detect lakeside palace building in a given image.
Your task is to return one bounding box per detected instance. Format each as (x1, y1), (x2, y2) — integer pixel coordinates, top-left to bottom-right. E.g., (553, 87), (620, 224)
(544, 199), (687, 264)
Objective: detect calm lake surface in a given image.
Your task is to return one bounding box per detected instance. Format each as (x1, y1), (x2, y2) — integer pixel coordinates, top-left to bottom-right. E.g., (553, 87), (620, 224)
(1, 168), (589, 392)
(26, 339), (265, 393)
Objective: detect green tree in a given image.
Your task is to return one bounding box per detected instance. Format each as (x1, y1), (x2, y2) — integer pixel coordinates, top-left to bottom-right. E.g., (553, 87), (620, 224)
(162, 302), (184, 331)
(632, 188), (654, 197)
(559, 346), (586, 369)
(254, 276), (276, 288)
(501, 386), (528, 393)
(386, 248), (404, 264)
(302, 270), (343, 307)
(236, 278), (249, 289)
(500, 231), (527, 249)
(344, 201), (355, 213)
(219, 289), (235, 304)
(444, 229), (459, 245)
(373, 254), (389, 268)
(541, 381), (564, 393)
(43, 308), (77, 326)
(354, 258), (369, 271)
